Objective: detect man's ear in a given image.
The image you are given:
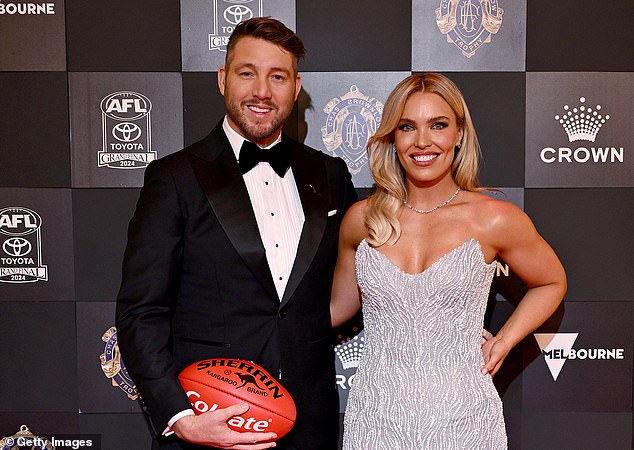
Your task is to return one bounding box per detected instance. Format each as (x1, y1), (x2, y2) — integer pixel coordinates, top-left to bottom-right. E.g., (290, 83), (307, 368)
(293, 73), (302, 102)
(218, 66), (226, 96)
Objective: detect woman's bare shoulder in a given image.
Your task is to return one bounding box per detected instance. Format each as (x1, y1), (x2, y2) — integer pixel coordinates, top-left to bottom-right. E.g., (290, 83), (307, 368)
(341, 198), (370, 245)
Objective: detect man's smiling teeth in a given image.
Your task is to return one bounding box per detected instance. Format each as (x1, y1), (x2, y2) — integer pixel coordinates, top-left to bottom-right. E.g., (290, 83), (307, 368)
(413, 154), (438, 162)
(248, 105), (271, 113)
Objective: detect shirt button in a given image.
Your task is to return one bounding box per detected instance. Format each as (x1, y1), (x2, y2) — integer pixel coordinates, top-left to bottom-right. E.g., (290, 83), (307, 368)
(270, 212), (275, 216)
(275, 244), (279, 248)
(265, 181), (269, 186)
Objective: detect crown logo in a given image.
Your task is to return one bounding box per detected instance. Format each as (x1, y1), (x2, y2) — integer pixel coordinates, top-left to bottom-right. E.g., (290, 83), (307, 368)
(335, 333), (365, 370)
(555, 97), (610, 143)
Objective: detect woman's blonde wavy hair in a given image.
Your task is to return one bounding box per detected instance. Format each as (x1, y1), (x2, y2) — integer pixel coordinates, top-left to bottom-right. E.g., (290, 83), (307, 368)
(365, 73), (482, 247)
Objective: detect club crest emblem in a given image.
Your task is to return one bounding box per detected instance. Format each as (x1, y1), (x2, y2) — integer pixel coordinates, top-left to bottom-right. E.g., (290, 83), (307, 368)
(100, 327), (139, 400)
(321, 86), (383, 174)
(435, 0), (504, 58)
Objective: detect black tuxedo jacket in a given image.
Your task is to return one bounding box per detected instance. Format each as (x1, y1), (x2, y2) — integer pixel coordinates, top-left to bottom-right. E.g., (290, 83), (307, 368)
(116, 123), (356, 450)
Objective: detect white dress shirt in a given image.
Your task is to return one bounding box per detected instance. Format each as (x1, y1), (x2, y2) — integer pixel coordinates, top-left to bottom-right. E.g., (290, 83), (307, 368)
(223, 117), (305, 300)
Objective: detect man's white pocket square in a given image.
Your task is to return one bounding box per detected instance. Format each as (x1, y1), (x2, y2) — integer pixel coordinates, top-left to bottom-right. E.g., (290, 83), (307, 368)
(327, 209), (337, 217)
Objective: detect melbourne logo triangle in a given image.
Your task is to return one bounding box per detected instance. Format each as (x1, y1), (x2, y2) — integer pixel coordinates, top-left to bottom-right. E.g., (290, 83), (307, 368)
(534, 333), (579, 381)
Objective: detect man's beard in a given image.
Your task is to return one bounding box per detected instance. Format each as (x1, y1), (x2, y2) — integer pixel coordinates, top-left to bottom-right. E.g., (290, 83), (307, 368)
(225, 98), (290, 144)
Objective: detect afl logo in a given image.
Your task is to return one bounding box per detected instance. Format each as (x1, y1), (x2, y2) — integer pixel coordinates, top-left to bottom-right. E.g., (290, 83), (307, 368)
(321, 86), (383, 174)
(0, 207), (41, 237)
(101, 91), (152, 121)
(100, 327), (140, 401)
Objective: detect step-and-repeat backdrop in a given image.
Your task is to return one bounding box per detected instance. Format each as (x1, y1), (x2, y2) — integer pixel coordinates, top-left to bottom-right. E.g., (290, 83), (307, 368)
(1, 1), (633, 449)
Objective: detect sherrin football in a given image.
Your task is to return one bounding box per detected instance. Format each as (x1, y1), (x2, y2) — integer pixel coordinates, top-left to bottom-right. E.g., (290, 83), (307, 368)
(178, 358), (297, 439)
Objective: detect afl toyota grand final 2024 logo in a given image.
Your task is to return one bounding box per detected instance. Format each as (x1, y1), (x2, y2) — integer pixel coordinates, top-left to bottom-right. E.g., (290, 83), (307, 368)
(321, 86), (383, 175)
(435, 0), (504, 58)
(99, 91), (156, 169)
(208, 0), (263, 52)
(0, 207), (48, 283)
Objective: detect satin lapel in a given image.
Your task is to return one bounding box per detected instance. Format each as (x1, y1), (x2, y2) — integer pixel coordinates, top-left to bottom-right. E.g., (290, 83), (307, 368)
(281, 144), (329, 307)
(188, 130), (278, 301)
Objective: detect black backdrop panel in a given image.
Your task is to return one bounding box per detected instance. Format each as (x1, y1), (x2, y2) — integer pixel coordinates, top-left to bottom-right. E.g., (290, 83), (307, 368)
(521, 412), (633, 450)
(0, 302), (77, 412)
(0, 413), (79, 438)
(65, 0), (181, 72)
(297, 0), (412, 71)
(525, 188), (634, 302)
(79, 413), (151, 449)
(182, 72), (227, 146)
(522, 302), (633, 412)
(0, 72), (70, 188)
(447, 72), (526, 187)
(0, 189), (74, 301)
(527, 0), (634, 72)
(72, 189), (140, 301)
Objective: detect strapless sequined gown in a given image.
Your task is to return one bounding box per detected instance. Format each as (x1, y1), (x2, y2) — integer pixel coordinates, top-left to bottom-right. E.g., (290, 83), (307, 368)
(342, 239), (507, 450)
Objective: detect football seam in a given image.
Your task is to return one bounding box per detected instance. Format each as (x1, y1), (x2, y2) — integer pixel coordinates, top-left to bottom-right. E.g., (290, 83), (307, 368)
(181, 377), (296, 422)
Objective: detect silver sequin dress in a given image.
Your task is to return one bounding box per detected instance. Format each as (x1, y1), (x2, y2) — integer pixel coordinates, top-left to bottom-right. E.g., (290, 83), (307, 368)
(342, 239), (507, 450)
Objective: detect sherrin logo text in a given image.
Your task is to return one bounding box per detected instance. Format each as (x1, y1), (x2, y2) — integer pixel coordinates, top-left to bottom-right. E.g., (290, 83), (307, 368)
(196, 359), (286, 399)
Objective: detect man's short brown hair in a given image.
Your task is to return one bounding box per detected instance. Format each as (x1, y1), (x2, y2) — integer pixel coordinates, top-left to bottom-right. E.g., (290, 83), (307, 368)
(226, 17), (306, 70)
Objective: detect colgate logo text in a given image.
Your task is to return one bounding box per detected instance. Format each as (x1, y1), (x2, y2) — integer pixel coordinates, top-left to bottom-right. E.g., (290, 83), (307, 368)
(186, 390), (272, 432)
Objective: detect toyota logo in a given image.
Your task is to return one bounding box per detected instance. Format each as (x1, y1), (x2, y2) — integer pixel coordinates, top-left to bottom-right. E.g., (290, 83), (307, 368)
(112, 122), (142, 142)
(3, 237), (32, 257)
(224, 5), (252, 25)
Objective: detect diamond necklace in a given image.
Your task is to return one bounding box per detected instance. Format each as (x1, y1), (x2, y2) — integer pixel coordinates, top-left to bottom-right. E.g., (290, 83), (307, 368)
(403, 186), (461, 214)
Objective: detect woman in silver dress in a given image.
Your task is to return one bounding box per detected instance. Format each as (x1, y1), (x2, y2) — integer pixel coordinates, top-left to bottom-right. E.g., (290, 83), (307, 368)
(330, 73), (566, 449)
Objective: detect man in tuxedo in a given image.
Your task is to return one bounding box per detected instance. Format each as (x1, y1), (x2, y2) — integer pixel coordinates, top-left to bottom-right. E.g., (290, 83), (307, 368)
(116, 17), (356, 450)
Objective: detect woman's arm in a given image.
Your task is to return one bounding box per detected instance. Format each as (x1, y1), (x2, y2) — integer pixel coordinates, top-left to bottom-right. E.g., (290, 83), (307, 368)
(330, 201), (367, 328)
(481, 201), (567, 376)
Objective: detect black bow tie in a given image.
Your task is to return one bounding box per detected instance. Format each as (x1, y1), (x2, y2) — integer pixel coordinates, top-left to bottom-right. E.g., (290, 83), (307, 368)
(238, 140), (291, 177)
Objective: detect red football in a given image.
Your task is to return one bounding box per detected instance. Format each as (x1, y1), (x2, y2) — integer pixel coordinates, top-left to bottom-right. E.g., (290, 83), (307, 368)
(178, 358), (296, 439)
